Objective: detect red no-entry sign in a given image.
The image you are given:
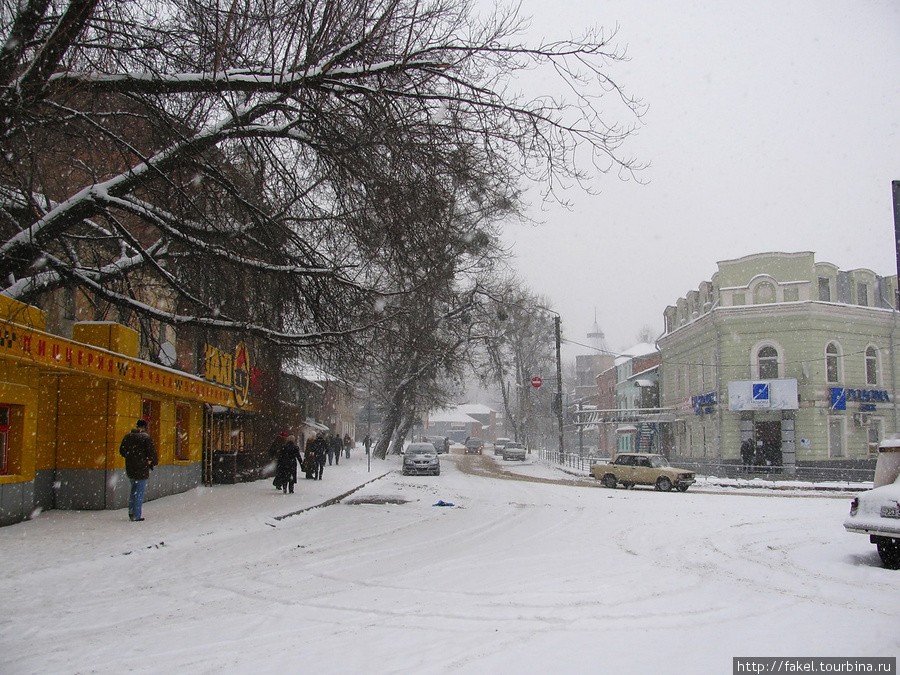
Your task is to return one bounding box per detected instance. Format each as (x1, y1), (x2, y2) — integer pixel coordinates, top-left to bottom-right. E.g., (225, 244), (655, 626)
(531, 376), (543, 388)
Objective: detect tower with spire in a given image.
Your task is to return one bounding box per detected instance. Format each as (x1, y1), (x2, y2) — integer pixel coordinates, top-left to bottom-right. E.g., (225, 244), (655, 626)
(574, 309), (615, 403)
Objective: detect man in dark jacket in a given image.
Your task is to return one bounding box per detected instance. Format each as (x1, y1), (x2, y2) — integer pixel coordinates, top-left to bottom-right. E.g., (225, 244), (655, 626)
(119, 419), (158, 521)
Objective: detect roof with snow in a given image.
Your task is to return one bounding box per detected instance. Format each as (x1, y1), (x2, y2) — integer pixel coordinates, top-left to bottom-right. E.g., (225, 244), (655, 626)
(614, 342), (658, 366)
(427, 408), (481, 424)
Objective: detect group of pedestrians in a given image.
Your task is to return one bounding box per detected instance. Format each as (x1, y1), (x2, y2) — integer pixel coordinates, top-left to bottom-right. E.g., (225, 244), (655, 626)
(271, 431), (355, 493)
(118, 417), (364, 522)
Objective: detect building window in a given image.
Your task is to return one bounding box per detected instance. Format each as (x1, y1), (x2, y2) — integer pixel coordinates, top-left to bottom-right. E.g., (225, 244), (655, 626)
(175, 405), (189, 461)
(757, 346), (779, 379)
(0, 404), (22, 476)
(868, 419), (883, 456)
(754, 282), (776, 304)
(865, 346), (878, 385)
(828, 417), (845, 458)
(857, 282), (869, 307)
(825, 342), (840, 383)
(818, 277), (831, 302)
(0, 405), (9, 474)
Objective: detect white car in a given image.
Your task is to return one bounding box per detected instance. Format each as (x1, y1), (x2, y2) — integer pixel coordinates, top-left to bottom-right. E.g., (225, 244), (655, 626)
(501, 442), (526, 461)
(844, 476), (900, 569)
(844, 441), (900, 569)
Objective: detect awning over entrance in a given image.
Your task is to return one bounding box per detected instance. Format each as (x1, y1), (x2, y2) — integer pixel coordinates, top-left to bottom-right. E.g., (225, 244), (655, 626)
(616, 425), (638, 434)
(303, 417), (330, 432)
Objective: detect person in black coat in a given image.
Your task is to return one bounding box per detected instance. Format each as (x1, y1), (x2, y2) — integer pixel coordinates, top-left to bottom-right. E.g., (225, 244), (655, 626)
(331, 433), (343, 465)
(740, 438), (754, 473)
(303, 435), (317, 479)
(119, 419), (158, 521)
(313, 433), (328, 480)
(274, 435), (301, 494)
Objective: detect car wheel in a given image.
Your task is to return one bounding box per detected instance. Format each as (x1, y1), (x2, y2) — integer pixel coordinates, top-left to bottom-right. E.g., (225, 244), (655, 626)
(676, 484), (689, 492)
(602, 474), (617, 489)
(876, 538), (900, 569)
(435, 469), (441, 476)
(656, 476), (673, 492)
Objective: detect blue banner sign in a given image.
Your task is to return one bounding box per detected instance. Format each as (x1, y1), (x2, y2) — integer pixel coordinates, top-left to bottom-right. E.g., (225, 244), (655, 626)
(693, 391), (717, 415)
(831, 387), (889, 411)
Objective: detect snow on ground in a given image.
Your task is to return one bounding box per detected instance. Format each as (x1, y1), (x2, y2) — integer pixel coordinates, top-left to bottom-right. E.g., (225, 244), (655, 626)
(1, 447), (897, 675)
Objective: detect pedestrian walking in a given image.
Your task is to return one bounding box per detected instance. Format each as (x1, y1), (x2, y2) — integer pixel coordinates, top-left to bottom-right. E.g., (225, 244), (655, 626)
(343, 434), (353, 459)
(331, 433), (343, 465)
(740, 437), (754, 473)
(303, 434), (317, 479)
(274, 435), (302, 493)
(268, 431), (288, 459)
(313, 432), (328, 480)
(364, 434), (372, 455)
(119, 419), (158, 522)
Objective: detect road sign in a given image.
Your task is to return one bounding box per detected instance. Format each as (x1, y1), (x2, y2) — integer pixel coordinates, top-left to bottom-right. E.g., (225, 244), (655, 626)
(531, 376), (542, 388)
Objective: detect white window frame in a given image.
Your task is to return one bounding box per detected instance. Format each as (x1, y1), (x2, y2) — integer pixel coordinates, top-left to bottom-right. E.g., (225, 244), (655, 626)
(865, 345), (880, 386)
(828, 417), (845, 458)
(751, 340), (783, 380)
(825, 341), (843, 384)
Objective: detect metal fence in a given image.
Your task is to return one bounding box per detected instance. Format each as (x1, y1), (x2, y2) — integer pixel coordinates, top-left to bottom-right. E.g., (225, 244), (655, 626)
(536, 447), (875, 486)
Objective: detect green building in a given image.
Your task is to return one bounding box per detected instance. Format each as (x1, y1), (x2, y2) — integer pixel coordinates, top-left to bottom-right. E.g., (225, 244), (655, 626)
(658, 251), (899, 480)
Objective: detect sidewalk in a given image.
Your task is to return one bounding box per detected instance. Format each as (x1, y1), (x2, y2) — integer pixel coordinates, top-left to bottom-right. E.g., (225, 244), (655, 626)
(0, 446), (398, 568)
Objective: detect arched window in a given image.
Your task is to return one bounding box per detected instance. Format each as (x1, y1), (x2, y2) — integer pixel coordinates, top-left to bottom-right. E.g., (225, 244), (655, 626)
(826, 342), (840, 384)
(866, 346), (879, 385)
(757, 346), (779, 379)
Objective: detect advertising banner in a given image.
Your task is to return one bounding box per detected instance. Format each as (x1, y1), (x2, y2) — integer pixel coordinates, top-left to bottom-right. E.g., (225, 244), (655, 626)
(728, 379), (798, 411)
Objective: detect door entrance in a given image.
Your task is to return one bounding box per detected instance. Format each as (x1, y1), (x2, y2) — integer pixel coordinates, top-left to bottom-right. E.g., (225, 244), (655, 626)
(754, 420), (782, 470)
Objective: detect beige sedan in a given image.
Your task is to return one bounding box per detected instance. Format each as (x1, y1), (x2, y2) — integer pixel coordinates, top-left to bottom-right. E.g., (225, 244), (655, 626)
(591, 453), (696, 492)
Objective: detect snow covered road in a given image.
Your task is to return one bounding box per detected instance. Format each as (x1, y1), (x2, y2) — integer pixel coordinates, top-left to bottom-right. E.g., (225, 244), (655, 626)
(1, 450), (896, 674)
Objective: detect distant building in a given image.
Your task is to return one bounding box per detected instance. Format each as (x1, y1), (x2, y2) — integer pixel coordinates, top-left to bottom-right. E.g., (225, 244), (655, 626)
(574, 313), (615, 404)
(658, 251), (899, 478)
(424, 407), (485, 443)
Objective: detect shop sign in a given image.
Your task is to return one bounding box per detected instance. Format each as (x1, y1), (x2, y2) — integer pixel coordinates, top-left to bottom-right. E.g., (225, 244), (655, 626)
(829, 387), (889, 411)
(233, 342), (251, 408)
(693, 391), (717, 415)
(1, 325), (239, 406)
(728, 379), (799, 411)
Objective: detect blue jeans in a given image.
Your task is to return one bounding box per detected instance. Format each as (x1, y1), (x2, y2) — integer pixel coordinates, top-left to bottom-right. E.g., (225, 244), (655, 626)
(128, 479), (147, 520)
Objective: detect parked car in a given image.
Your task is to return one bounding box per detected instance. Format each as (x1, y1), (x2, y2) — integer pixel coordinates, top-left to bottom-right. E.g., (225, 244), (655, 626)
(844, 440), (900, 569)
(464, 438), (483, 455)
(424, 435), (450, 454)
(501, 442), (526, 461)
(591, 453), (695, 492)
(493, 437), (512, 455)
(402, 443), (441, 476)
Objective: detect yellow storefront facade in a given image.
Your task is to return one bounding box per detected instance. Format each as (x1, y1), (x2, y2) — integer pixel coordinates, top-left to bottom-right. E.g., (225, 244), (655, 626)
(0, 296), (252, 526)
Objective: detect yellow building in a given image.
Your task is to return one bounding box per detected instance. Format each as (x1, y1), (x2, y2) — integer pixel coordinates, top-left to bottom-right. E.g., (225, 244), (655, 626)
(0, 296), (251, 525)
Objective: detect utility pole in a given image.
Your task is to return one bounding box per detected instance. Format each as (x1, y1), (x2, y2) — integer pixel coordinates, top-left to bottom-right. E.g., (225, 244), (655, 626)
(893, 180), (900, 309)
(555, 314), (564, 464)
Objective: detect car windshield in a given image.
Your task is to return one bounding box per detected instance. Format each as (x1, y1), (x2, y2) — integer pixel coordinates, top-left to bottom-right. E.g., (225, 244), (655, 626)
(407, 445), (433, 454)
(650, 456), (670, 468)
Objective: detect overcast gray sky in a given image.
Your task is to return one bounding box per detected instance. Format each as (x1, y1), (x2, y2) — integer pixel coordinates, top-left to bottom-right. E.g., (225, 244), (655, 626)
(494, 0), (900, 361)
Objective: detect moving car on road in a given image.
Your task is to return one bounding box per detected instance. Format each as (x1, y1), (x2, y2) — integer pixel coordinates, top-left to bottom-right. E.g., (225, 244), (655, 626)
(844, 440), (900, 569)
(592, 453), (695, 492)
(424, 435), (450, 454)
(402, 443), (441, 476)
(464, 438), (483, 455)
(501, 442), (527, 461)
